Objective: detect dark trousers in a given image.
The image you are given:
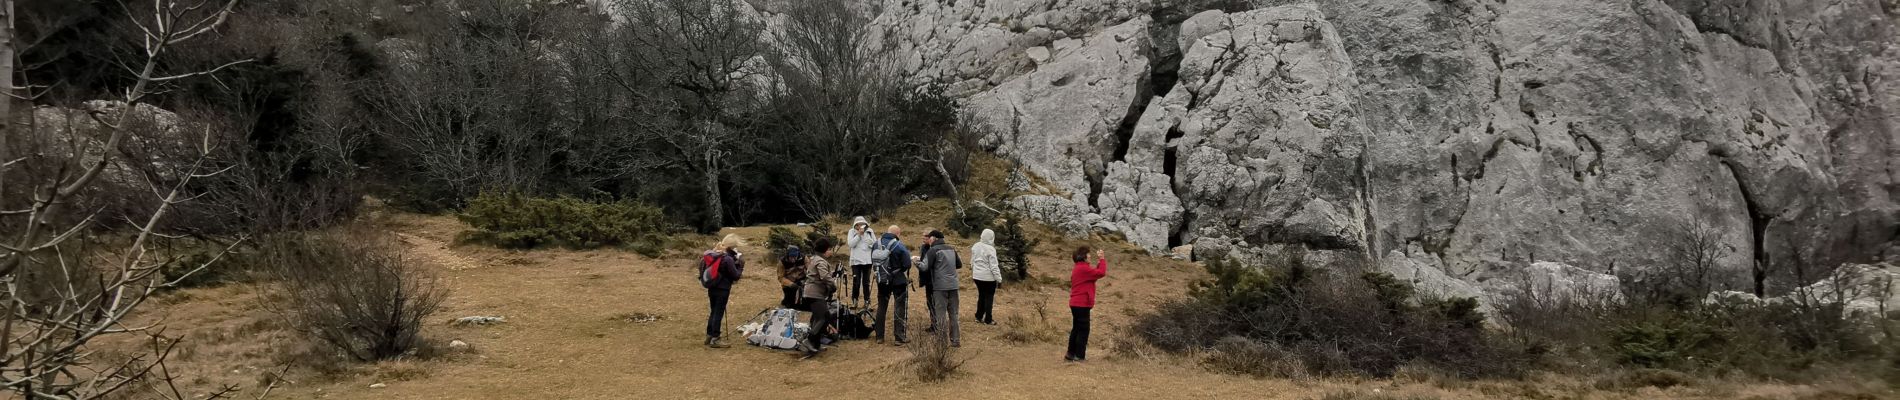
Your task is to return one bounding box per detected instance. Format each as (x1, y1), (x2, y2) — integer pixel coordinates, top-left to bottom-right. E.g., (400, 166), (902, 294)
(874, 282), (909, 342)
(851, 264), (872, 303)
(924, 283), (937, 330)
(974, 280), (997, 324)
(706, 288), (731, 338)
(930, 290), (961, 346)
(781, 286), (800, 309)
(805, 298), (831, 352)
(1067, 306), (1092, 360)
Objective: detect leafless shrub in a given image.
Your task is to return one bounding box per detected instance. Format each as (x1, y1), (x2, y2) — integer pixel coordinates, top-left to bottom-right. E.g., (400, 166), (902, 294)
(1, 1), (252, 398)
(266, 229), (446, 362)
(907, 328), (965, 383)
(997, 302), (1060, 344)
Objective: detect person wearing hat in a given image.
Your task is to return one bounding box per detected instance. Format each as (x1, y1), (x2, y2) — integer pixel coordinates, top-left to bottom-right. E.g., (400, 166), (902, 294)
(778, 245), (807, 309)
(846, 216), (876, 307)
(917, 229), (963, 347)
(800, 238), (840, 358)
(704, 234), (748, 348)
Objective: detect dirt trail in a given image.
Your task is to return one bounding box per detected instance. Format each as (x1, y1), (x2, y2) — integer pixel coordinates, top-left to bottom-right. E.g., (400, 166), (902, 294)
(136, 212), (1833, 399)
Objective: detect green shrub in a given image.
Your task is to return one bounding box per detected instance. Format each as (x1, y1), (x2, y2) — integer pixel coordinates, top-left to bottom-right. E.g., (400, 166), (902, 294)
(456, 191), (669, 250)
(994, 212), (1039, 281)
(765, 221), (839, 259)
(945, 206), (997, 238)
(1504, 272), (1898, 383)
(1136, 253), (1535, 379)
(1610, 316), (1716, 368)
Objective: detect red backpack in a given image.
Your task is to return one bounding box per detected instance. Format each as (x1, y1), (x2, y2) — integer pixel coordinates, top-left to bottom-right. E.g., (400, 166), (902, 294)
(698, 253), (722, 288)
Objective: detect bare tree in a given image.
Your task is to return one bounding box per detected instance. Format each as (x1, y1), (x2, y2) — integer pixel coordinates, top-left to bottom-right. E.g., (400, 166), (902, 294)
(0, 1), (250, 398)
(759, 0), (964, 219)
(603, 0), (765, 231)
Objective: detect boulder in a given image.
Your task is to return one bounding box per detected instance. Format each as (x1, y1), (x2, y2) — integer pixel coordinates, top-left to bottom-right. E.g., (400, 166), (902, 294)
(1790, 263), (1900, 315)
(1377, 249), (1494, 314)
(1704, 290), (1763, 305)
(1481, 261), (1626, 305)
(30, 101), (195, 188)
(450, 315), (507, 326)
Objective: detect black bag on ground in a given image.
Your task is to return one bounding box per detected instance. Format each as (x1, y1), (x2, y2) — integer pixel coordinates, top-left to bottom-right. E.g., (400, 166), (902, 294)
(832, 303), (874, 340)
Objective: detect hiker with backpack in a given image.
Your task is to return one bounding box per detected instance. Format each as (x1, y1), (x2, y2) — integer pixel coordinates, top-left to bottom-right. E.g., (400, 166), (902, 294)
(700, 234), (748, 349)
(1066, 246), (1108, 362)
(918, 230), (963, 347)
(870, 225), (912, 345)
(971, 229), (1000, 325)
(847, 216), (876, 307)
(779, 246), (807, 309)
(800, 238), (840, 357)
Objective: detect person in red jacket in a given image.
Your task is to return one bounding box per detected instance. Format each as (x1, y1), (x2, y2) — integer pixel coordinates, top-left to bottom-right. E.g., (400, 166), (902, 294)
(1066, 246), (1107, 362)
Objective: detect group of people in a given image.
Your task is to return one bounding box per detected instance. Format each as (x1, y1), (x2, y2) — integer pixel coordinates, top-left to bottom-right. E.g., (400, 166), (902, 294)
(697, 216), (1111, 362)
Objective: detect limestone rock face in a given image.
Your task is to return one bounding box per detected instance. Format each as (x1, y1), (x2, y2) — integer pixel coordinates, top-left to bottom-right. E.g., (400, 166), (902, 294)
(960, 17), (1154, 234)
(869, 0), (1156, 96)
(877, 0), (1900, 299)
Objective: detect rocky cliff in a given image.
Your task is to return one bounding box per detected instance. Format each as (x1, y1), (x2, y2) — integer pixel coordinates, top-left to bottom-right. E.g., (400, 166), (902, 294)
(861, 0), (1900, 293)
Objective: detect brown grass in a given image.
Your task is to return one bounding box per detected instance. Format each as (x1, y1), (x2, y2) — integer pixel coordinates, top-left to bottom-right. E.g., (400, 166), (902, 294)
(89, 207), (1900, 399)
(907, 329), (966, 382)
(997, 302), (1062, 344)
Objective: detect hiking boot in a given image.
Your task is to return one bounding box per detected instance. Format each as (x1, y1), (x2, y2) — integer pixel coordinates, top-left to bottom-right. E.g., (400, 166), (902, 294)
(707, 337), (730, 349)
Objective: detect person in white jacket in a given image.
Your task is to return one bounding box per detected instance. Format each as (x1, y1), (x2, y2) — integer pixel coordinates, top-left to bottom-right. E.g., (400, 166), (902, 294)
(846, 216), (876, 307)
(970, 229), (1001, 325)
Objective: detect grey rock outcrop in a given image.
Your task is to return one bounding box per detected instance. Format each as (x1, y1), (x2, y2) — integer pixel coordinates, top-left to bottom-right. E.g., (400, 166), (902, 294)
(874, 0), (1899, 300)
(30, 101), (195, 188)
(1790, 263), (1900, 315)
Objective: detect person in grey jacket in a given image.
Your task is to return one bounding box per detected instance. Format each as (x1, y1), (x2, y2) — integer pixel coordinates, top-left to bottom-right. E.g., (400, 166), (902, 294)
(970, 229), (1001, 325)
(846, 216), (875, 306)
(918, 230), (962, 347)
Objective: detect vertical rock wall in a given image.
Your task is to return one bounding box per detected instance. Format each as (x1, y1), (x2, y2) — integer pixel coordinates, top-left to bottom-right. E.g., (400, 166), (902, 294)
(873, 0), (1900, 293)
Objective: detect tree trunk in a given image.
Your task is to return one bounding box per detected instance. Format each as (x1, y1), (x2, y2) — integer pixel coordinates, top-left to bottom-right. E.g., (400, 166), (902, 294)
(931, 145), (961, 214)
(703, 154), (723, 232)
(1, 0), (12, 136)
(0, 0), (13, 220)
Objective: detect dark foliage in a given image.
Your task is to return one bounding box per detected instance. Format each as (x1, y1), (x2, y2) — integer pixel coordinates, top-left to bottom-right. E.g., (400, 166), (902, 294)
(1135, 254), (1536, 378)
(946, 205), (999, 238)
(995, 212), (1040, 281)
(456, 192), (668, 250)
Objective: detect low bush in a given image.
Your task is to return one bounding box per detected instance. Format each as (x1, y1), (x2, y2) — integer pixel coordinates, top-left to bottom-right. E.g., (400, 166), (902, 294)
(1133, 254), (1537, 378)
(1501, 270), (1897, 382)
(456, 191), (669, 250)
(266, 228), (447, 362)
(908, 328), (965, 382)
